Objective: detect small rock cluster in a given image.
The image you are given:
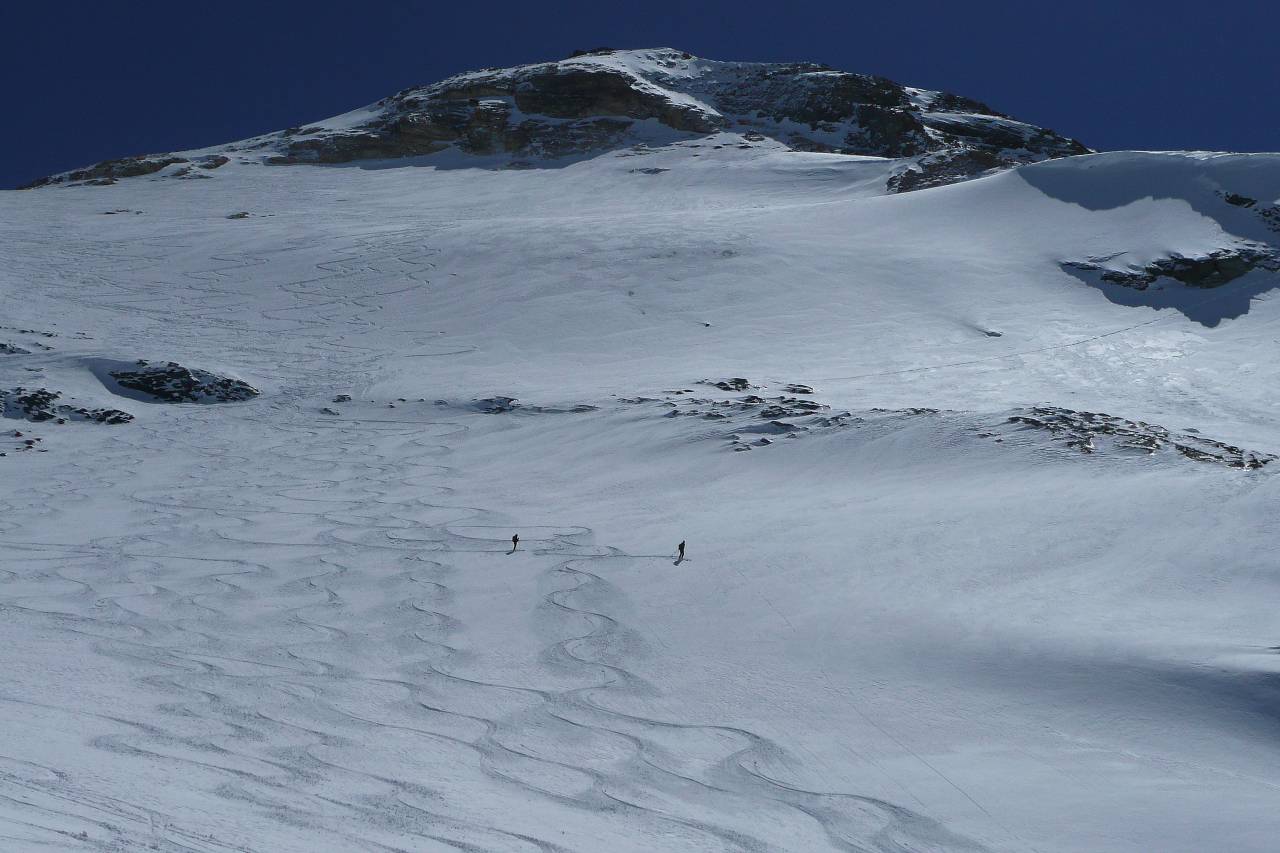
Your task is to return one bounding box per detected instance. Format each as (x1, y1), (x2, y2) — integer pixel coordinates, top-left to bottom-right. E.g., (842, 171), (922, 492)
(467, 396), (597, 414)
(1, 429), (45, 457)
(625, 380), (866, 451)
(472, 396), (521, 413)
(699, 377), (756, 391)
(1, 325), (55, 339)
(321, 394), (597, 416)
(109, 361), (259, 403)
(0, 326), (55, 353)
(0, 387), (133, 425)
(1220, 190), (1280, 234)
(994, 406), (1273, 469)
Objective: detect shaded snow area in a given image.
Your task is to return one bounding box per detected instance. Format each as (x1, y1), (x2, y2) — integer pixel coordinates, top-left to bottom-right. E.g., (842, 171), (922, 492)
(2, 144), (1280, 853)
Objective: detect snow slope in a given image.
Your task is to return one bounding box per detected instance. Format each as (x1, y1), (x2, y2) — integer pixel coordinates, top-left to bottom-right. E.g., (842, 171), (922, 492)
(2, 137), (1280, 852)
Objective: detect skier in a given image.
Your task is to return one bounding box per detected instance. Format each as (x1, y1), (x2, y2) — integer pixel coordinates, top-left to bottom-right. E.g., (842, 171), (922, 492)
(677, 540), (686, 562)
(510, 533), (519, 553)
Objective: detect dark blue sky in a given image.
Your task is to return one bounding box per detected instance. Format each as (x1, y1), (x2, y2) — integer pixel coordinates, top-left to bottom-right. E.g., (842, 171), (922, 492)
(5, 0), (1275, 188)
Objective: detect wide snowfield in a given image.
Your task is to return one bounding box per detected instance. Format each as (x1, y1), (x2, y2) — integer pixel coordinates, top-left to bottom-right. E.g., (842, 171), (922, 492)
(2, 142), (1279, 852)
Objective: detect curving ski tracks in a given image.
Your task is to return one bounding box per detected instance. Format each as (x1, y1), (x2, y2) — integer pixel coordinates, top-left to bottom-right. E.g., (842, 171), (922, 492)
(0, 222), (991, 852)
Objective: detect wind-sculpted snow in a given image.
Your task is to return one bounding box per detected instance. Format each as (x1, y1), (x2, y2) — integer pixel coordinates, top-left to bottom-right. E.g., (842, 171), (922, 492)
(1062, 247), (1280, 326)
(3, 141), (1280, 852)
(1064, 246), (1280, 291)
(1034, 154), (1280, 325)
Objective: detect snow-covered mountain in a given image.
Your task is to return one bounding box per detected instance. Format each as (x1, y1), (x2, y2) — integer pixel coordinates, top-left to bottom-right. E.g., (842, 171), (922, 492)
(3, 48), (1280, 853)
(23, 47), (1089, 193)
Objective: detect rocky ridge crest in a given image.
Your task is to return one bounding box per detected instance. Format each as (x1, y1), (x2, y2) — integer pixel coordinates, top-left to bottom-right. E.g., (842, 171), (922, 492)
(25, 48), (1088, 192)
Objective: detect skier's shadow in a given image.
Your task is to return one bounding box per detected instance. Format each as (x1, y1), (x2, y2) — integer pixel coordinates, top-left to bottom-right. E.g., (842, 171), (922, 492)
(673, 556), (685, 566)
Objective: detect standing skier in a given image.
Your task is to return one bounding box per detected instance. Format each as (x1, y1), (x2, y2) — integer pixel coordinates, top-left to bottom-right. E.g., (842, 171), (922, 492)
(510, 533), (519, 553)
(677, 540), (686, 562)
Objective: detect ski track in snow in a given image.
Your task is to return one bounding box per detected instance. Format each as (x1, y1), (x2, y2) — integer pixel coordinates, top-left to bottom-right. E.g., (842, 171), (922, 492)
(0, 228), (990, 852)
(5, 149), (1280, 852)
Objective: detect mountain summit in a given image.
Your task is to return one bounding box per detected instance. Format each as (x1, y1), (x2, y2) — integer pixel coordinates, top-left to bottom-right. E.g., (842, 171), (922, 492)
(26, 47), (1089, 192)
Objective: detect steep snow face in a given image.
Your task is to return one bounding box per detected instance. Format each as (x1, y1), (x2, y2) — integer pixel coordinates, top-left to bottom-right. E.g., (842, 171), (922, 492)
(22, 48), (1088, 192)
(2, 144), (1280, 853)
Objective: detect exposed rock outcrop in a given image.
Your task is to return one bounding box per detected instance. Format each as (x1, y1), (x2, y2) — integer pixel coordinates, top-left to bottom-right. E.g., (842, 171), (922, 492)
(625, 386), (1272, 468)
(472, 396), (521, 413)
(105, 361), (259, 403)
(700, 377), (756, 391)
(28, 48), (1089, 192)
(996, 406), (1273, 469)
(1064, 246), (1280, 290)
(21, 156), (189, 188)
(0, 387), (133, 425)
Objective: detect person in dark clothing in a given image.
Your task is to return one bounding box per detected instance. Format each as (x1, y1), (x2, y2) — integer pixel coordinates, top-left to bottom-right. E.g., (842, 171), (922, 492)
(510, 534), (519, 553)
(677, 540), (685, 561)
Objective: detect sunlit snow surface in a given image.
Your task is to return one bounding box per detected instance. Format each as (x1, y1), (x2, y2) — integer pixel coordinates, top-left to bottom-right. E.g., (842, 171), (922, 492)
(2, 145), (1280, 852)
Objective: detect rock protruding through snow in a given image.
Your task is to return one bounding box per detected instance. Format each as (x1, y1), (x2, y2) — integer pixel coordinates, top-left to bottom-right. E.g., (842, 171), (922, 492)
(993, 406), (1274, 469)
(1064, 246), (1280, 291)
(623, 387), (1275, 468)
(0, 387), (133, 425)
(103, 361), (260, 404)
